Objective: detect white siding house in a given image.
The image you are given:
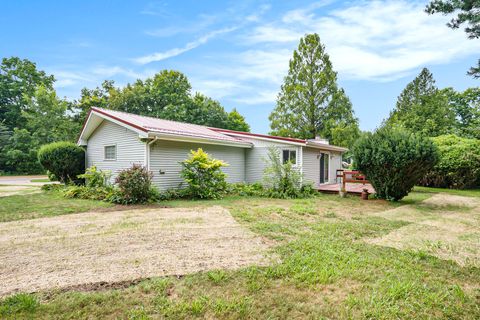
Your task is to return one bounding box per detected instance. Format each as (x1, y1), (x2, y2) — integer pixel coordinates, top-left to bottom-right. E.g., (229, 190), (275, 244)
(78, 108), (348, 191)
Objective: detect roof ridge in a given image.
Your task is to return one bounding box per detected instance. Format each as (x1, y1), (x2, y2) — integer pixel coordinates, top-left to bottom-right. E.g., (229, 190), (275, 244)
(92, 107), (247, 143)
(93, 107), (227, 131)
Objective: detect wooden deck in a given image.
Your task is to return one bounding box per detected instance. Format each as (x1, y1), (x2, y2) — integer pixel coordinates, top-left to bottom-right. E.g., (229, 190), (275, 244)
(317, 183), (375, 195)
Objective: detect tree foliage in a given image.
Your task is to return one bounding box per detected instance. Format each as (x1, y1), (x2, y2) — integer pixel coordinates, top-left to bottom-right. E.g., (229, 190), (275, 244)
(0, 57), (55, 131)
(269, 33), (360, 147)
(420, 134), (480, 189)
(180, 148), (228, 199)
(443, 87), (480, 139)
(0, 58), (80, 174)
(387, 68), (456, 136)
(77, 71), (250, 131)
(426, 0), (480, 78)
(352, 127), (438, 201)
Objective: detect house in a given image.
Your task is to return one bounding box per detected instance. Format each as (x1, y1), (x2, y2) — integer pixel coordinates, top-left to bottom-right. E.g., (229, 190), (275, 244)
(78, 107), (348, 191)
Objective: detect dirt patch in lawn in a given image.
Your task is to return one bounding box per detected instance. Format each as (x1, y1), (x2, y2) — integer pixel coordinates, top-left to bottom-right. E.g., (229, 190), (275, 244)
(0, 206), (271, 297)
(365, 193), (480, 267)
(0, 185), (41, 197)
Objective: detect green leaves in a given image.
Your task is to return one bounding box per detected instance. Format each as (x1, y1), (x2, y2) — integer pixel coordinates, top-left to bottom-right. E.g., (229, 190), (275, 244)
(269, 33), (359, 147)
(420, 134), (480, 189)
(425, 0), (480, 78)
(76, 71), (250, 132)
(387, 68), (456, 137)
(37, 141), (85, 183)
(352, 127), (438, 201)
(180, 148), (229, 199)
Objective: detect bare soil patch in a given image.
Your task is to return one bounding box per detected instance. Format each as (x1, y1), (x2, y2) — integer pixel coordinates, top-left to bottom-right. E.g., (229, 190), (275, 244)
(365, 193), (480, 266)
(0, 206), (271, 297)
(0, 185), (40, 197)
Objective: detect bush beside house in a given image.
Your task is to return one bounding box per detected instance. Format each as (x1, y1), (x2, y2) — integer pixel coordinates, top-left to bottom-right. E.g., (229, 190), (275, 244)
(420, 134), (480, 189)
(353, 127), (438, 201)
(180, 148), (228, 199)
(262, 147), (316, 199)
(37, 142), (85, 183)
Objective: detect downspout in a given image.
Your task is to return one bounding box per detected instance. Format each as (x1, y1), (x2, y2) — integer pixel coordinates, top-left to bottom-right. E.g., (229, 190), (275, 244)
(145, 136), (158, 171)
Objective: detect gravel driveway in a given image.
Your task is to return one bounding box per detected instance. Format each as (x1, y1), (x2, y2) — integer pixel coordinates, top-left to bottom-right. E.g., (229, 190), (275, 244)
(0, 206), (271, 296)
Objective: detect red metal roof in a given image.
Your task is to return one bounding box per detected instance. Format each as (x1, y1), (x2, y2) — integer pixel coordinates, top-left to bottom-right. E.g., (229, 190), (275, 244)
(210, 127), (307, 144)
(91, 107), (251, 144)
(84, 108), (346, 151)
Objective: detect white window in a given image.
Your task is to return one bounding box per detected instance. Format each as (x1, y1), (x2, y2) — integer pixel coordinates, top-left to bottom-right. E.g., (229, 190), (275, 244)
(282, 149), (297, 165)
(104, 145), (116, 160)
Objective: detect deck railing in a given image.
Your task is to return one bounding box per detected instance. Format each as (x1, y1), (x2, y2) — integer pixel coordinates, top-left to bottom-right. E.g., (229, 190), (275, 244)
(336, 169), (369, 193)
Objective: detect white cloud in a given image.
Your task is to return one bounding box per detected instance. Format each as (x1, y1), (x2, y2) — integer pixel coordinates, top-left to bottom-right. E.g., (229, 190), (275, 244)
(276, 0), (480, 80)
(134, 27), (237, 64)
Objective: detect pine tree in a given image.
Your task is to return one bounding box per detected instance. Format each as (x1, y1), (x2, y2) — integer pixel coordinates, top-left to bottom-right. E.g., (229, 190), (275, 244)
(387, 68), (456, 136)
(269, 33), (359, 147)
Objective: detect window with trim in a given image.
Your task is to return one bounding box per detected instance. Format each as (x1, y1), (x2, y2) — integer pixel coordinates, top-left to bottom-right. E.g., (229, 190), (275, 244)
(104, 145), (116, 160)
(282, 149), (297, 165)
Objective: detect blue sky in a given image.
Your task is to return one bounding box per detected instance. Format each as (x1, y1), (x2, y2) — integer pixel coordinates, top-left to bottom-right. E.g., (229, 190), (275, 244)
(1, 0), (479, 134)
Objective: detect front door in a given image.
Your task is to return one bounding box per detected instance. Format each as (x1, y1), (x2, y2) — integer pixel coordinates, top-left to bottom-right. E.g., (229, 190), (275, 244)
(319, 153), (329, 184)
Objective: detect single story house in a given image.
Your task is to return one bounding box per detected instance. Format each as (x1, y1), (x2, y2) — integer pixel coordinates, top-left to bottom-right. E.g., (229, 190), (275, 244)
(78, 107), (348, 191)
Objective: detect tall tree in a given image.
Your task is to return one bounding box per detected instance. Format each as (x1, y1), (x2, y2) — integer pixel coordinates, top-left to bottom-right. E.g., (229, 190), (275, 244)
(2, 86), (79, 173)
(226, 108), (250, 132)
(426, 0), (480, 78)
(0, 57), (55, 130)
(76, 70), (250, 131)
(75, 80), (114, 122)
(269, 33), (359, 147)
(387, 68), (456, 136)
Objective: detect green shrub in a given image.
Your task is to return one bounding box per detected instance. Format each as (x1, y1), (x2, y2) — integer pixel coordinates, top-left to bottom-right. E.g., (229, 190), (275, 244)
(228, 183), (265, 196)
(62, 185), (116, 201)
(263, 147), (316, 199)
(77, 166), (112, 188)
(37, 141), (85, 183)
(115, 164), (154, 204)
(420, 134), (480, 189)
(352, 127), (438, 201)
(180, 148), (228, 199)
(41, 183), (64, 192)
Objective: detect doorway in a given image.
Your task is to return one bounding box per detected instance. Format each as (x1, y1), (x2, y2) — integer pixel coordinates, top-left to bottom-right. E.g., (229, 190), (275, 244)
(319, 153), (329, 184)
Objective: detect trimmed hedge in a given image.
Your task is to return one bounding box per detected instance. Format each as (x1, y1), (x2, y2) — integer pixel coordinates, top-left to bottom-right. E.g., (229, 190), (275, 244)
(37, 142), (85, 183)
(352, 127), (438, 201)
(420, 135), (480, 189)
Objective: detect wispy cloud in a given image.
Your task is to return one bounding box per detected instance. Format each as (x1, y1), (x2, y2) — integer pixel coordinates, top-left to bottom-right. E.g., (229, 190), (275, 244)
(273, 0), (480, 80)
(133, 27), (237, 64)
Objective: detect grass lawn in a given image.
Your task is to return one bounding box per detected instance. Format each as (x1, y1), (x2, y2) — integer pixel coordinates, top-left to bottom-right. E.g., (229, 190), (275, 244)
(30, 178), (51, 183)
(0, 190), (113, 222)
(1, 189), (479, 319)
(414, 185), (480, 198)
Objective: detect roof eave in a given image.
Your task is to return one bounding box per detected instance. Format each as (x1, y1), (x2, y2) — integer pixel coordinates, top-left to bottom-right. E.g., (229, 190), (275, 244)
(147, 131), (253, 148)
(305, 141), (348, 152)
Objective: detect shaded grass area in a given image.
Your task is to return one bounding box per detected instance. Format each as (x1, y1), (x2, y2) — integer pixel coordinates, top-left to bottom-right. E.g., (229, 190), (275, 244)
(2, 190), (479, 319)
(0, 190), (113, 222)
(415, 186), (480, 198)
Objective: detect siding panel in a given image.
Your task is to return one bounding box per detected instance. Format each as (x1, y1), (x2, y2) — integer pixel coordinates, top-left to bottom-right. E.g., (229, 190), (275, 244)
(302, 147), (343, 187)
(86, 120), (145, 183)
(150, 140), (245, 191)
